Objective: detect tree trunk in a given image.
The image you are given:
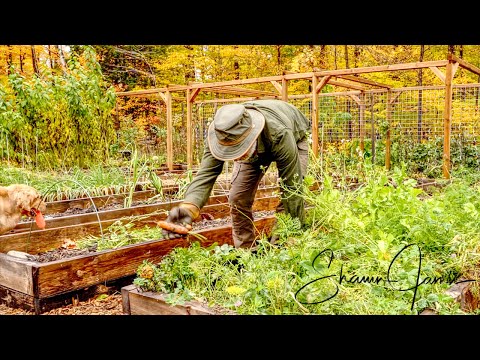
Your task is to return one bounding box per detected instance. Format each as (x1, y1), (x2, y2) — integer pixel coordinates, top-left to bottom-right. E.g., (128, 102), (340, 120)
(276, 45), (282, 74)
(31, 45), (39, 76)
(57, 45), (67, 74)
(354, 45), (361, 68)
(6, 45), (13, 75)
(19, 47), (25, 73)
(183, 45), (195, 84)
(233, 45), (240, 80)
(344, 45), (349, 68)
(334, 45), (337, 69)
(319, 45), (327, 69)
(47, 45), (55, 69)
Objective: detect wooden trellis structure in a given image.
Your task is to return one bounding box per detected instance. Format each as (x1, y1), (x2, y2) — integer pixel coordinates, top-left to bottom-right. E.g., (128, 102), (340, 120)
(116, 54), (480, 179)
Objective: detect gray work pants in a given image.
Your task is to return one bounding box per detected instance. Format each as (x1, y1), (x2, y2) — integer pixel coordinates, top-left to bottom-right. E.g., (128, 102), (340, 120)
(229, 138), (309, 248)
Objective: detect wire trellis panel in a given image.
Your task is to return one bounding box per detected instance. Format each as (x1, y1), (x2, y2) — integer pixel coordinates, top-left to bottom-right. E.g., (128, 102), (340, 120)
(113, 83), (480, 169)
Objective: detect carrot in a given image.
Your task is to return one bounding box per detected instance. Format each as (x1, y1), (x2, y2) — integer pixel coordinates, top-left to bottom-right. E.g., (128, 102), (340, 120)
(35, 211), (46, 230)
(157, 220), (192, 235)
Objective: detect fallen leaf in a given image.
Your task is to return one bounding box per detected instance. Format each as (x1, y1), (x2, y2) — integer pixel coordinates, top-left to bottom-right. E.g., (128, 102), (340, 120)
(61, 239), (77, 249)
(96, 294), (109, 301)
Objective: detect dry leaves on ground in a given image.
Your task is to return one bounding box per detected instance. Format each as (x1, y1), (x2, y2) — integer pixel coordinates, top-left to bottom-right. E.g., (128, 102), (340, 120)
(0, 293), (124, 315)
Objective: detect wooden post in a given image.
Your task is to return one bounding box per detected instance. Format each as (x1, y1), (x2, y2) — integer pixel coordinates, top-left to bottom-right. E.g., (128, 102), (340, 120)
(385, 91), (392, 171)
(282, 76), (288, 101)
(166, 90), (173, 171)
(311, 75), (319, 158)
(186, 88), (201, 169)
(186, 89), (193, 169)
(370, 93), (376, 163)
(443, 60), (454, 179)
(359, 92), (365, 152)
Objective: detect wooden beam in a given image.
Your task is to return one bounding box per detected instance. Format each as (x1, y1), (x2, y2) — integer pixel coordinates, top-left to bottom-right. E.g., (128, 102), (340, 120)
(347, 94), (362, 105)
(311, 75), (319, 157)
(270, 80), (283, 94)
(166, 91), (173, 171)
(443, 61), (454, 179)
(189, 88), (201, 102)
(452, 62), (460, 78)
(448, 54), (480, 77)
(429, 66), (446, 84)
(304, 60), (449, 78)
(158, 92), (166, 102)
(203, 86), (278, 97)
(335, 75), (392, 89)
(118, 60), (454, 101)
(359, 93), (366, 152)
(386, 91), (392, 171)
(118, 60), (451, 98)
(328, 79), (366, 91)
(315, 75), (332, 93)
(186, 88), (193, 170)
(281, 77), (288, 101)
(194, 96), (278, 104)
(389, 91), (403, 105)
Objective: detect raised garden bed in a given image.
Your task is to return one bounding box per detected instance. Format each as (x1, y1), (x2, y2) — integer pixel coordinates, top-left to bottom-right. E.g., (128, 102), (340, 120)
(0, 194), (278, 314)
(121, 284), (235, 315)
(6, 185), (279, 236)
(122, 258), (479, 316)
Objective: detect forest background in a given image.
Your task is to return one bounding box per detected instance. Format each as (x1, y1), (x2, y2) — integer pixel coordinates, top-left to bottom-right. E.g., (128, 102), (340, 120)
(0, 45), (478, 170)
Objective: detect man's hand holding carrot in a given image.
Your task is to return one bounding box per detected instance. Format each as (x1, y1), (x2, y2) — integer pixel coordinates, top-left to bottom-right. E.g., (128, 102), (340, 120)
(161, 202), (200, 239)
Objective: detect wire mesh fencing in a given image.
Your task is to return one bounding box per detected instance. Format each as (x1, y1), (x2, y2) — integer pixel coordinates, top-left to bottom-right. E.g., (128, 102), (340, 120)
(112, 83), (480, 177)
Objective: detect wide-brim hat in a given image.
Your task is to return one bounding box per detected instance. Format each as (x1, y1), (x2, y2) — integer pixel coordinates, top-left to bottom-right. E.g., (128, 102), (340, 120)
(207, 104), (265, 161)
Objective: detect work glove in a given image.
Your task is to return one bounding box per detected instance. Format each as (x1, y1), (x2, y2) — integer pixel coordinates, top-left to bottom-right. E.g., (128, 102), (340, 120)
(162, 202), (200, 239)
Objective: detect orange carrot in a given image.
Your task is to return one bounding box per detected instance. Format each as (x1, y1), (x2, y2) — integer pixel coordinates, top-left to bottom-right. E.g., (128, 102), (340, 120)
(35, 211), (46, 230)
(157, 220), (192, 235)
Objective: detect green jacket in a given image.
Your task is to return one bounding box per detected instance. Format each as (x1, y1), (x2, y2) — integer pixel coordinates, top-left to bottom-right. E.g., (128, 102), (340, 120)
(183, 99), (311, 222)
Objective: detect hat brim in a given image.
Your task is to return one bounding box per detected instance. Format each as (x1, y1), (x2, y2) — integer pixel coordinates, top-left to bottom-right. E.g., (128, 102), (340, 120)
(207, 107), (265, 161)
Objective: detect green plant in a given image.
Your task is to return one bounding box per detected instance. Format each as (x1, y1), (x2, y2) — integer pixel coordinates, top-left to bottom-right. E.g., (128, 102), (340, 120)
(133, 168), (480, 315)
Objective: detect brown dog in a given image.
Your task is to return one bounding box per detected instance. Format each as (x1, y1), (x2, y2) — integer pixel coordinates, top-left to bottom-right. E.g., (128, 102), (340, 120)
(0, 184), (46, 235)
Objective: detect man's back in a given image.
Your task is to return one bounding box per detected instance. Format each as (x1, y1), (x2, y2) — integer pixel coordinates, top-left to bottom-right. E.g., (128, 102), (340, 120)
(243, 99), (310, 142)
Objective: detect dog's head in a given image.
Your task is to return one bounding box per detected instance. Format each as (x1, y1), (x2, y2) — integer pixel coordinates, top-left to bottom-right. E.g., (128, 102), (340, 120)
(7, 184), (46, 216)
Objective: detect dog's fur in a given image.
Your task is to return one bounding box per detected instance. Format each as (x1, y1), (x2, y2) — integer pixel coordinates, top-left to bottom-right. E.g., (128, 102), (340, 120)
(0, 184), (46, 235)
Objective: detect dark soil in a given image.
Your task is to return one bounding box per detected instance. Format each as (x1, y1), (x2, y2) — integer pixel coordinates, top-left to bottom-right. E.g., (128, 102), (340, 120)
(44, 199), (161, 219)
(28, 210), (275, 263)
(34, 247), (96, 262)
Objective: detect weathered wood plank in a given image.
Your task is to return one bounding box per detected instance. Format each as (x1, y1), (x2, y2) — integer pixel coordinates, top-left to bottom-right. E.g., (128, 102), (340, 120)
(125, 286), (218, 315)
(34, 215), (276, 298)
(121, 284), (135, 314)
(448, 53), (480, 77)
(0, 195), (278, 254)
(0, 275), (135, 314)
(44, 189), (160, 215)
(1, 192), (279, 253)
(0, 285), (35, 311)
(10, 186), (279, 234)
(0, 255), (35, 294)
